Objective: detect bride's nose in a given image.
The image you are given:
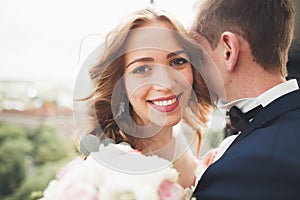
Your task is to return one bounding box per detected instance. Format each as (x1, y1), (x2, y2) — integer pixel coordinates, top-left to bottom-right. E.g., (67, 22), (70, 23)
(151, 66), (177, 91)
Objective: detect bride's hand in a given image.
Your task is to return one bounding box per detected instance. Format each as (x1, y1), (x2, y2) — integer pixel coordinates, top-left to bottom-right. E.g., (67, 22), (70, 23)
(201, 148), (218, 169)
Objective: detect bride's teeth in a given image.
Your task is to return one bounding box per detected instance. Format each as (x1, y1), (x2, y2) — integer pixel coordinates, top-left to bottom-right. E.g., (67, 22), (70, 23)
(152, 97), (177, 106)
(162, 101), (168, 106)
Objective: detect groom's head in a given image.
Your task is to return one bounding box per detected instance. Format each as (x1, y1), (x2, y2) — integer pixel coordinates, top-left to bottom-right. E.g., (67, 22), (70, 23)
(190, 0), (295, 78)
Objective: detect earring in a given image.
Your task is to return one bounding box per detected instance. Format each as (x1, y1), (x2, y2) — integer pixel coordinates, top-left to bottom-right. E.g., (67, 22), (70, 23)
(189, 92), (198, 104)
(115, 94), (126, 118)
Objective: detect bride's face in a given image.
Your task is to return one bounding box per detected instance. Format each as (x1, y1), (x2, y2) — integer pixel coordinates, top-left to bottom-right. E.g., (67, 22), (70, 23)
(123, 21), (193, 128)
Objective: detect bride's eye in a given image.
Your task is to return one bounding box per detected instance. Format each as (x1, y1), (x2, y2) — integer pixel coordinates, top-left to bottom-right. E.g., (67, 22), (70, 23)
(132, 65), (152, 75)
(170, 58), (188, 67)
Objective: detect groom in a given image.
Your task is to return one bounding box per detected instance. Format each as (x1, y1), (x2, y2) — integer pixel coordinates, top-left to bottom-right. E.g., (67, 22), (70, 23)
(190, 0), (300, 199)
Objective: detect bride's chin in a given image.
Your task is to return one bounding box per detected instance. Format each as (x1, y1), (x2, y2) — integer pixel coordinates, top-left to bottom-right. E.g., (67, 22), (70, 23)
(151, 116), (181, 128)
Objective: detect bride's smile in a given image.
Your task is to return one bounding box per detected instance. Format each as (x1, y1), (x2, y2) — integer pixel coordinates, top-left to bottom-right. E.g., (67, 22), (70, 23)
(147, 93), (182, 113)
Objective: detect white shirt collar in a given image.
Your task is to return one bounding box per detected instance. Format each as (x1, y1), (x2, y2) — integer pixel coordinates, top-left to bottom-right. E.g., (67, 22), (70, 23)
(219, 79), (299, 113)
(257, 79), (299, 107)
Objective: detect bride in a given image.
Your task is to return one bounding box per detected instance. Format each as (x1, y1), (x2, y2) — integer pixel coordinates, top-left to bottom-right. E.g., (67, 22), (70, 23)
(80, 7), (214, 193)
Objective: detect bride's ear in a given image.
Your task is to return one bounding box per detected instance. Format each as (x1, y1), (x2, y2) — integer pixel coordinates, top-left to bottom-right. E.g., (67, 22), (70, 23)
(220, 31), (239, 72)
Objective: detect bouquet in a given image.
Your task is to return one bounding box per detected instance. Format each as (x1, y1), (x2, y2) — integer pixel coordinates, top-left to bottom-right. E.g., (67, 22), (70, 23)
(40, 138), (184, 200)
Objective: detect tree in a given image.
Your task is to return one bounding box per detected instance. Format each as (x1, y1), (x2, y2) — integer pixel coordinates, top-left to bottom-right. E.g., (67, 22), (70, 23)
(0, 123), (78, 200)
(31, 125), (72, 165)
(0, 123), (27, 144)
(0, 125), (32, 196)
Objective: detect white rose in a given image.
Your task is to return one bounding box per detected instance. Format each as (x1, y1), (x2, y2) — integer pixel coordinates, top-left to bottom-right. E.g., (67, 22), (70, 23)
(99, 173), (160, 200)
(43, 180), (62, 199)
(93, 143), (173, 174)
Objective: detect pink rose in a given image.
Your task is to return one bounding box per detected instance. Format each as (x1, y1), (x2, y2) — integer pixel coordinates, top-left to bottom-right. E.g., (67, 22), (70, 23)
(157, 180), (183, 200)
(62, 181), (98, 200)
(56, 157), (84, 180)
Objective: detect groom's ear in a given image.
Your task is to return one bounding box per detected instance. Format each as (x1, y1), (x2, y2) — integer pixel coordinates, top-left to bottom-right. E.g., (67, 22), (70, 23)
(220, 31), (239, 72)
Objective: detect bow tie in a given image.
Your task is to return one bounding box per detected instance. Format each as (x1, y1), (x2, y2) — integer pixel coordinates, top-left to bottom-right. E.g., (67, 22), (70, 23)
(225, 105), (263, 135)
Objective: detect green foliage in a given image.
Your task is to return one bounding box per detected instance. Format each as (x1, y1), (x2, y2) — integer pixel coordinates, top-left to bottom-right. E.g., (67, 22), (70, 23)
(9, 158), (76, 200)
(31, 125), (71, 165)
(0, 124), (33, 196)
(0, 122), (78, 200)
(0, 123), (28, 144)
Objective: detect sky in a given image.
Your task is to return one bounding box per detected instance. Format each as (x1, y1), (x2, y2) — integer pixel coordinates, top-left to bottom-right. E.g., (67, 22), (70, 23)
(0, 0), (197, 89)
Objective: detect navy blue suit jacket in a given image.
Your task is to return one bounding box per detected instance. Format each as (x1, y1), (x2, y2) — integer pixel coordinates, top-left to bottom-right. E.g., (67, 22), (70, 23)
(193, 90), (300, 200)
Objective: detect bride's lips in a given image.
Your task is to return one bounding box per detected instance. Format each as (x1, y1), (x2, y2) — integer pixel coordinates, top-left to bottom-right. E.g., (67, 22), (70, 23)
(147, 93), (182, 112)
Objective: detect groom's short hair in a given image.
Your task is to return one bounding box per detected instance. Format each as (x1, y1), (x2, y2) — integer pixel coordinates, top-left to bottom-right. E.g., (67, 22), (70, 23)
(192, 0), (295, 77)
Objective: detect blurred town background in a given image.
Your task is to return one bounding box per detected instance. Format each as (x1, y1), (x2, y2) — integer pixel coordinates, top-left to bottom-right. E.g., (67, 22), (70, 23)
(0, 80), (78, 200)
(0, 0), (299, 200)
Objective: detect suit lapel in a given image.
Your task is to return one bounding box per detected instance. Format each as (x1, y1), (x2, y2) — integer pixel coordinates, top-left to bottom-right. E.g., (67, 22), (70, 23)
(231, 90), (300, 145)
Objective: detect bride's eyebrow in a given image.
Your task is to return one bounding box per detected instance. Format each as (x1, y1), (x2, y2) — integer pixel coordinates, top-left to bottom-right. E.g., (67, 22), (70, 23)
(126, 49), (187, 69)
(167, 50), (187, 59)
(126, 57), (154, 68)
